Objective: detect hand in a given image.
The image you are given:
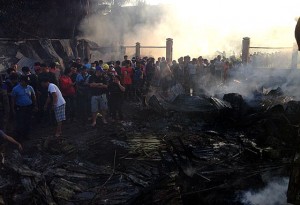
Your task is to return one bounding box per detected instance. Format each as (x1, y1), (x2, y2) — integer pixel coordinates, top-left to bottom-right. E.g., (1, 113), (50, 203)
(18, 143), (23, 151)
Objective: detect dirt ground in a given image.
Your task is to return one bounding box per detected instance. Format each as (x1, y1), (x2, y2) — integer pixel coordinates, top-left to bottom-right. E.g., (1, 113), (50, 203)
(1, 98), (292, 205)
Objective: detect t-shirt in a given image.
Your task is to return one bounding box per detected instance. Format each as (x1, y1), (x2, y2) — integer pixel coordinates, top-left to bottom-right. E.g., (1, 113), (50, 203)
(108, 82), (124, 101)
(38, 72), (59, 99)
(188, 63), (196, 75)
(88, 74), (108, 96)
(48, 83), (66, 107)
(59, 75), (75, 97)
(121, 66), (133, 85)
(76, 73), (90, 96)
(214, 60), (224, 71)
(114, 66), (122, 76)
(84, 63), (91, 70)
(11, 84), (35, 106)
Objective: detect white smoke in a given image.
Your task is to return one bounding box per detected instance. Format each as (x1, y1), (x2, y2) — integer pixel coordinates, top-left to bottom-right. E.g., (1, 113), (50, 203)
(240, 177), (289, 205)
(79, 0), (300, 60)
(78, 0), (300, 101)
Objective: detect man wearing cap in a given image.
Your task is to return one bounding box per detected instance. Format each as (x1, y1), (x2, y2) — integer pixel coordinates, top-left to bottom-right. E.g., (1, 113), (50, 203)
(11, 75), (37, 141)
(89, 66), (108, 126)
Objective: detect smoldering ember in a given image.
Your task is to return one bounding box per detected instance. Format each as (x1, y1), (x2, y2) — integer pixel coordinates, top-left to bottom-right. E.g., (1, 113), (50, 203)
(1, 1), (300, 205)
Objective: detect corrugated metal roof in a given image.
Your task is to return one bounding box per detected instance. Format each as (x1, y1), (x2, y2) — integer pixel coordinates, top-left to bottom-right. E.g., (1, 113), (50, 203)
(16, 56), (36, 70)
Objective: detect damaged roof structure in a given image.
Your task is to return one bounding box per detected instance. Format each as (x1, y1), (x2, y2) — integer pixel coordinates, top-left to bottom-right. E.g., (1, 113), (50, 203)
(0, 38), (94, 72)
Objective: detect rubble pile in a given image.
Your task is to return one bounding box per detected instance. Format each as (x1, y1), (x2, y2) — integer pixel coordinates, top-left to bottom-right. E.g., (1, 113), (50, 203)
(0, 83), (298, 204)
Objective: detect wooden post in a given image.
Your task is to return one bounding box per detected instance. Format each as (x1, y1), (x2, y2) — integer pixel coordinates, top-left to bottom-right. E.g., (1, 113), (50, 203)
(84, 39), (90, 60)
(242, 37), (250, 65)
(120, 46), (126, 61)
(166, 38), (173, 63)
(136, 42), (141, 58)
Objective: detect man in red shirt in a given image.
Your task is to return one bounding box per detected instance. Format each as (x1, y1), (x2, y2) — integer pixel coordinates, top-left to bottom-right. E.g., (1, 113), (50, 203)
(59, 68), (76, 122)
(121, 60), (133, 100)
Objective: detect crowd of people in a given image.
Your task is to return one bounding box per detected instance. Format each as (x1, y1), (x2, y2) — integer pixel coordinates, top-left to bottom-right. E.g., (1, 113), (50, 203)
(0, 53), (241, 145)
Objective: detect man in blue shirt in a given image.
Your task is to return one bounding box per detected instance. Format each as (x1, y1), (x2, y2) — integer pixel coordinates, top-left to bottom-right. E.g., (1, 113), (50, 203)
(11, 75), (37, 141)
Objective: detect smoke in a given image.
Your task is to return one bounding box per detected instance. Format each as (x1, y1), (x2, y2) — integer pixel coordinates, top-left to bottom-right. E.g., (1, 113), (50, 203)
(78, 0), (300, 100)
(79, 0), (300, 60)
(79, 1), (166, 60)
(240, 177), (289, 205)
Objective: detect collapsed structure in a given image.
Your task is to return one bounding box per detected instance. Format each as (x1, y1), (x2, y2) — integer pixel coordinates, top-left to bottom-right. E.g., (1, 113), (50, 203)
(0, 76), (300, 204)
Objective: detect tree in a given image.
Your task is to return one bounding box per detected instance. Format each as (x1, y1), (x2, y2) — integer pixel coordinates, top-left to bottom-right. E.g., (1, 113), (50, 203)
(0, 0), (132, 39)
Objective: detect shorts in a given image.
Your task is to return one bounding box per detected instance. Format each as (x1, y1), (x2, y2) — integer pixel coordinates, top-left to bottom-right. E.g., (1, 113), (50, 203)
(54, 104), (66, 122)
(91, 94), (108, 113)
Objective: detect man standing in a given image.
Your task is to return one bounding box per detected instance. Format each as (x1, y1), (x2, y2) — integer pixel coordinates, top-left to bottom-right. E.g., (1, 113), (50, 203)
(114, 61), (122, 76)
(11, 76), (37, 141)
(214, 55), (224, 83)
(22, 66), (38, 92)
(121, 60), (133, 100)
(41, 78), (66, 137)
(89, 67), (108, 126)
(121, 55), (128, 67)
(108, 75), (125, 121)
(59, 68), (76, 122)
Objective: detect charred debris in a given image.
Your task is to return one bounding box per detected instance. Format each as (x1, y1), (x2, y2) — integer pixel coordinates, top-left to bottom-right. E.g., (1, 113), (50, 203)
(1, 82), (299, 205)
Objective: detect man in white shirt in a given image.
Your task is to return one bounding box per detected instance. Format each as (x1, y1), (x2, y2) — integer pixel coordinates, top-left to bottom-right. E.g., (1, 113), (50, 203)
(41, 78), (66, 137)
